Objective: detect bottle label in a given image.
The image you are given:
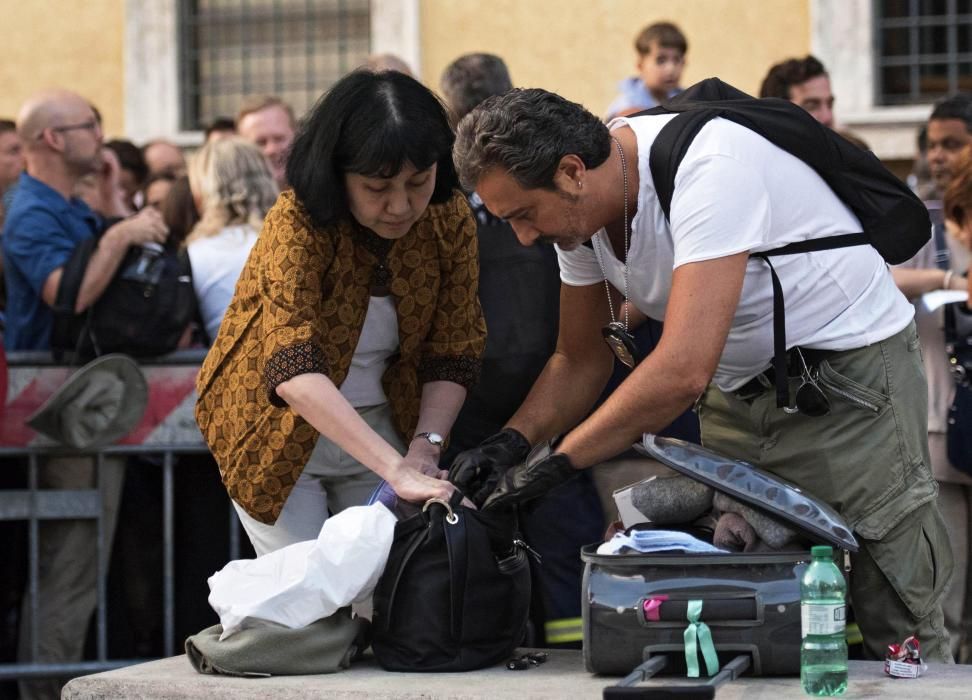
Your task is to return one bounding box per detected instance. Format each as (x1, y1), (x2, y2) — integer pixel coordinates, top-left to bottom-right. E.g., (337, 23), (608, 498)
(801, 603), (846, 637)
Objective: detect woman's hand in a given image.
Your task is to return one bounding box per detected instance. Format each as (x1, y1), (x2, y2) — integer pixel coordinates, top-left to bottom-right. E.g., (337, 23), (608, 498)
(401, 439), (447, 479)
(387, 460), (455, 504)
(388, 448), (477, 509)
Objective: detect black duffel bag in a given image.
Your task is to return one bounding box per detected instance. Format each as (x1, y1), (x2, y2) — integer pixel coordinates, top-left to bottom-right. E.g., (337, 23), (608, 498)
(371, 491), (531, 672)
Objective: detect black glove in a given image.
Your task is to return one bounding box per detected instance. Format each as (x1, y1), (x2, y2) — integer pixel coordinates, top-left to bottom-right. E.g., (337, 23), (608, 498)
(483, 452), (578, 511)
(448, 428), (531, 506)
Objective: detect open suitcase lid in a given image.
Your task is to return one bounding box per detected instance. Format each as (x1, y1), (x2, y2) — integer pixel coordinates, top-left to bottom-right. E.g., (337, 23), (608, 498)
(634, 435), (858, 552)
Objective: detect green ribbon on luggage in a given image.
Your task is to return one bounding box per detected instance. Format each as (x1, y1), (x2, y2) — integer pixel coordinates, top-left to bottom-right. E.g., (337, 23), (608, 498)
(683, 599), (720, 678)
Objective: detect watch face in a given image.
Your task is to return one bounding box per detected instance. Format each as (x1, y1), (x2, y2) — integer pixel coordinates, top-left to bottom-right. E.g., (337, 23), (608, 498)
(418, 431), (444, 446)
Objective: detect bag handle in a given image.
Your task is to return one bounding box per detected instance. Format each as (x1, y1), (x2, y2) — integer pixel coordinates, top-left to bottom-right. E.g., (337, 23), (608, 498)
(422, 496), (459, 524)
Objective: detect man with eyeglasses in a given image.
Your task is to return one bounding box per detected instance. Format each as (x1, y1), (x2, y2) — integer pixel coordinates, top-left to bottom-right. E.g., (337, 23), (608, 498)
(448, 88), (952, 662)
(2, 89), (168, 700)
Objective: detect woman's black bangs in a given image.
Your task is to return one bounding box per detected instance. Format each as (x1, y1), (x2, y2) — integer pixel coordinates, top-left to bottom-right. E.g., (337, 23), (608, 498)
(343, 119), (448, 179)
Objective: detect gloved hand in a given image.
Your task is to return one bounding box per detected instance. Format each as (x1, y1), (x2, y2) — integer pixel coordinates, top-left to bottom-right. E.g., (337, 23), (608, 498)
(483, 452), (578, 511)
(448, 428), (531, 505)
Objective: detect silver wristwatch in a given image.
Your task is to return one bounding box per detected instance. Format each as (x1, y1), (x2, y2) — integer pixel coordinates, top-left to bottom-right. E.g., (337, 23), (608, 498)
(414, 431), (445, 447)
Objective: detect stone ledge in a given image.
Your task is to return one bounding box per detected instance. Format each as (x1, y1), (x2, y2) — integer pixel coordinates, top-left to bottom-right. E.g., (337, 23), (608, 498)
(62, 652), (972, 699)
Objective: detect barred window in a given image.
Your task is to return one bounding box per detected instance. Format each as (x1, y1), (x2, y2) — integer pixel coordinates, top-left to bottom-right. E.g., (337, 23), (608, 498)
(178, 0), (371, 131)
(876, 0), (972, 105)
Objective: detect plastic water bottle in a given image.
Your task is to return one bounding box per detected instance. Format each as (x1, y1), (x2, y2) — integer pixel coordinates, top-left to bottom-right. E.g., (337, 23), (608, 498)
(122, 242), (165, 286)
(800, 545), (848, 696)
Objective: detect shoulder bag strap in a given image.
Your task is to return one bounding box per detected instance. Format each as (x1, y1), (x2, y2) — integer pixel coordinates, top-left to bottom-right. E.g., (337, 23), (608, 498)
(51, 236), (98, 363)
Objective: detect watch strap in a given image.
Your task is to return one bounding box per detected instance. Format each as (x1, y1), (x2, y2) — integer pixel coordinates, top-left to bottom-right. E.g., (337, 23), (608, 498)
(414, 431), (444, 447)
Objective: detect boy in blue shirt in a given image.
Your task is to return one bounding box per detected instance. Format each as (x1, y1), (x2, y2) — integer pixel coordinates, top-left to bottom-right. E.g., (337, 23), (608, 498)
(606, 21), (687, 120)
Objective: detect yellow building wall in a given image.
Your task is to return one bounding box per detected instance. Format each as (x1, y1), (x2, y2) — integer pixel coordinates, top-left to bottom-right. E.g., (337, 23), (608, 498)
(0, 1), (810, 139)
(0, 0), (126, 137)
(420, 0), (811, 117)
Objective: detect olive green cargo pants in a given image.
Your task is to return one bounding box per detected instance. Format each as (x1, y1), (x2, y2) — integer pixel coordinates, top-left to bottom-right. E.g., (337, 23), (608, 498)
(700, 321), (953, 662)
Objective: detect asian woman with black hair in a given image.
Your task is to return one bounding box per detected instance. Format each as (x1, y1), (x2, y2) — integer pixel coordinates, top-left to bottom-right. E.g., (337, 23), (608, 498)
(195, 70), (486, 554)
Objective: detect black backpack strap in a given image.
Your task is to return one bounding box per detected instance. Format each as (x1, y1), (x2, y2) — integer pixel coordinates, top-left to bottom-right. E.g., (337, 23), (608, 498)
(51, 236), (98, 362)
(752, 254), (790, 408)
(648, 108), (872, 409)
(755, 235), (867, 408)
(761, 233), (869, 256)
(648, 109), (721, 221)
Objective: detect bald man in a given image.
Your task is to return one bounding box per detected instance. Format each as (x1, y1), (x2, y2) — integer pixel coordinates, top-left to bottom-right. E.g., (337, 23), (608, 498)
(3, 90), (168, 350)
(2, 89), (167, 700)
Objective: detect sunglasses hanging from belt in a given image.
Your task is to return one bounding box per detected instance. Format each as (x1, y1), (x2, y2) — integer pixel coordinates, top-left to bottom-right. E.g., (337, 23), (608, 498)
(783, 348), (831, 417)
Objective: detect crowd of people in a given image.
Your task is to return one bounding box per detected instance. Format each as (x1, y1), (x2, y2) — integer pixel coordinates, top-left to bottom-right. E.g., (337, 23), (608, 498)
(0, 17), (971, 699)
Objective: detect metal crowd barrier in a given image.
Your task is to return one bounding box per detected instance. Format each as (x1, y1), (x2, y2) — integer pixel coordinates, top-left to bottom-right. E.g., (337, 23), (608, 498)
(0, 349), (237, 682)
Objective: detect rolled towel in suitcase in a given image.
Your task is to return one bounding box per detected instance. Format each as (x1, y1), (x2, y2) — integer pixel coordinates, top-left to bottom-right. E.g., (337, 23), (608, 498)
(713, 511), (757, 552)
(713, 492), (798, 549)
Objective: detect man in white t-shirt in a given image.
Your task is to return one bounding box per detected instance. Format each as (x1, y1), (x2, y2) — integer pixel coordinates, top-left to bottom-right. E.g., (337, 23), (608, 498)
(450, 88), (952, 661)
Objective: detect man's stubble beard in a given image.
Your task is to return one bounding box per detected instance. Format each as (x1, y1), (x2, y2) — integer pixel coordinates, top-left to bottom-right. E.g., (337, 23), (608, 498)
(552, 188), (594, 250)
(65, 147), (102, 180)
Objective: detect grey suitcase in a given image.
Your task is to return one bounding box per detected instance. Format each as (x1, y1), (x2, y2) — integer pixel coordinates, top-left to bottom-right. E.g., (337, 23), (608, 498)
(583, 435), (856, 688)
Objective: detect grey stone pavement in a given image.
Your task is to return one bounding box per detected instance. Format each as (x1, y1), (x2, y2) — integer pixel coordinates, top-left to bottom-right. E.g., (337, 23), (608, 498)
(63, 651), (972, 699)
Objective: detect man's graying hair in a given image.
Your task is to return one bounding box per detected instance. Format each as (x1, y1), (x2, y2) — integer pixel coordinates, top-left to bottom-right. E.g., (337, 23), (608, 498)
(454, 88), (611, 192)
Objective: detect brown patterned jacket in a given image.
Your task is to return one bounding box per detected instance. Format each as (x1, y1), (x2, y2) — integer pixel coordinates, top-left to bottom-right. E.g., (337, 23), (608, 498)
(195, 189), (486, 523)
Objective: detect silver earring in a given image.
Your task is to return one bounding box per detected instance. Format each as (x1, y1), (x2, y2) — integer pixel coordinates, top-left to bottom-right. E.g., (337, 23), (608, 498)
(577, 180), (583, 189)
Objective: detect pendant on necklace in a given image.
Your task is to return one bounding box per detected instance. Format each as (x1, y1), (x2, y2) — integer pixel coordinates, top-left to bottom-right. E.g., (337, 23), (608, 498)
(602, 320), (642, 369)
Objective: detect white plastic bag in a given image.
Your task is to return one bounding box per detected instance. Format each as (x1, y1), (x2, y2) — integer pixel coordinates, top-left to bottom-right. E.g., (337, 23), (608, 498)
(208, 502), (397, 639)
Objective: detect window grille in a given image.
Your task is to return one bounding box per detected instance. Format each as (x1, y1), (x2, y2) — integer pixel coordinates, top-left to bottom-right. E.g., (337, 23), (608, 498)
(178, 0), (371, 131)
(876, 0), (972, 105)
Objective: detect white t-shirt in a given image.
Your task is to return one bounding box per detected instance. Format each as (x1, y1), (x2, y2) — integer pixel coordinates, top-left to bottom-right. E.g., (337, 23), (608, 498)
(557, 115), (914, 391)
(188, 224), (260, 342)
(340, 295), (400, 407)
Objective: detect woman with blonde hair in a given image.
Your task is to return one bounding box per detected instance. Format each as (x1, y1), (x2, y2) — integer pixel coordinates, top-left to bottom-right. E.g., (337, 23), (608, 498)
(186, 137), (278, 342)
